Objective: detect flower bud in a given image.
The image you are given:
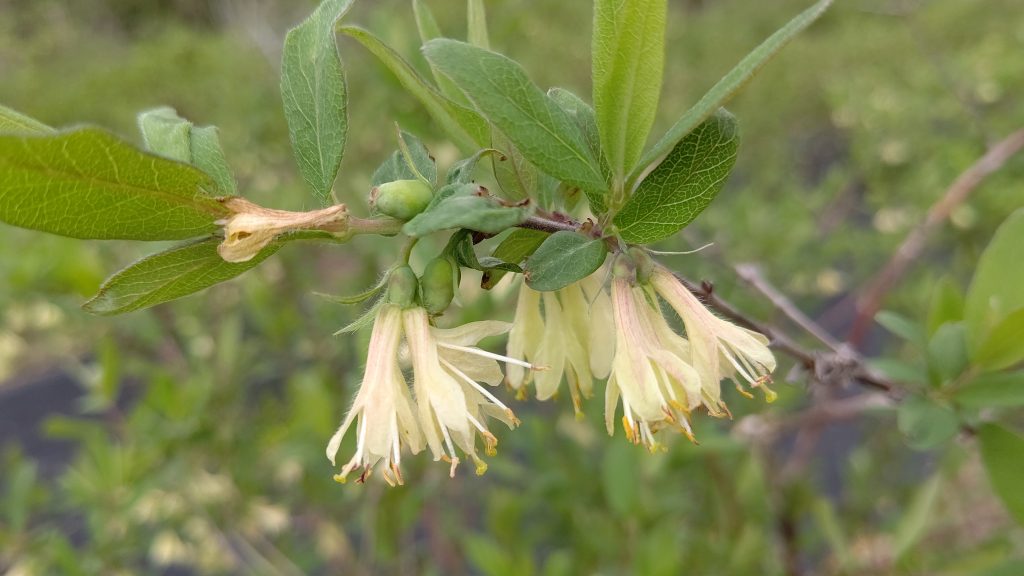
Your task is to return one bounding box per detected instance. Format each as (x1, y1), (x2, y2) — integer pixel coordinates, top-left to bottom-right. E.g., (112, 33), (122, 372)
(370, 179), (433, 221)
(387, 266), (419, 308)
(628, 247), (654, 283)
(612, 254), (635, 281)
(420, 257), (456, 315)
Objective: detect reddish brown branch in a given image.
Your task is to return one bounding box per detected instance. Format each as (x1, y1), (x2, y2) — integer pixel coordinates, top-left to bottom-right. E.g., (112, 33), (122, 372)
(849, 128), (1024, 345)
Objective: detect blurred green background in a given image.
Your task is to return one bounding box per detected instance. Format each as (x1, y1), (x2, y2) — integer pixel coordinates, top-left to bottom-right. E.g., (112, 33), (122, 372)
(1, 0), (1023, 574)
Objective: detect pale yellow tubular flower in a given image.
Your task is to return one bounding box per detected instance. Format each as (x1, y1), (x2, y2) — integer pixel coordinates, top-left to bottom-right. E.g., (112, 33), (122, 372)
(326, 304), (423, 486)
(581, 272), (615, 381)
(505, 285), (544, 391)
(649, 266), (778, 402)
(607, 278), (695, 450)
(432, 319), (524, 429)
(404, 308), (527, 477)
(638, 292), (728, 417)
(217, 197), (347, 263)
(506, 271), (612, 412)
(556, 281), (596, 412)
(533, 292), (567, 400)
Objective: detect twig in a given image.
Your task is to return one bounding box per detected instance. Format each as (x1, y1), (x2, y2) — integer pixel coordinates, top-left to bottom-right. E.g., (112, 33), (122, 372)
(849, 127), (1024, 345)
(735, 263), (846, 354)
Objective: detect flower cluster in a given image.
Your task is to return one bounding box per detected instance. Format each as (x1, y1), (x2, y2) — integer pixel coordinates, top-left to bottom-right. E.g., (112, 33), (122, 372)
(328, 253), (777, 483)
(326, 268), (528, 485)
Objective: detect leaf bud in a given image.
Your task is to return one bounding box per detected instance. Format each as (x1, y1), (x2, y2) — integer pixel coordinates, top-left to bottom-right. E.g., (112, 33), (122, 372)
(370, 179), (433, 221)
(387, 265), (419, 308)
(420, 257), (456, 315)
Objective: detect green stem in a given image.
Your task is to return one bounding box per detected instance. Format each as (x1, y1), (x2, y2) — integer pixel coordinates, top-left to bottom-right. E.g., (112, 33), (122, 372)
(345, 216), (404, 237)
(400, 237), (419, 264)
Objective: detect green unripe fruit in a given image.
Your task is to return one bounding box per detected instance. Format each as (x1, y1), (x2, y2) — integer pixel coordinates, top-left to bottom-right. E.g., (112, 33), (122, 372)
(420, 257), (456, 315)
(371, 179), (433, 221)
(387, 266), (419, 308)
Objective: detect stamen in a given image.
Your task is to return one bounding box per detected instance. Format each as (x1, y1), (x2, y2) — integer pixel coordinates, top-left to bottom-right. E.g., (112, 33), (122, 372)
(440, 358), (515, 417)
(438, 342), (536, 370)
(381, 466), (397, 487)
(566, 369), (584, 419)
(390, 413), (401, 466)
(621, 416), (636, 444)
(722, 348), (758, 386)
(438, 423), (460, 478)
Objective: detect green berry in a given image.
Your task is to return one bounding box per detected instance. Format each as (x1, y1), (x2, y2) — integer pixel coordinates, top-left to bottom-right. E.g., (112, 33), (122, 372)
(371, 179), (433, 221)
(420, 257), (456, 315)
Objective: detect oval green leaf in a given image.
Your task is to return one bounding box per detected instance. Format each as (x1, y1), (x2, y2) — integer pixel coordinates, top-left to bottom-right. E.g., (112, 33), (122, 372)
(281, 0), (353, 204)
(423, 39), (606, 197)
(966, 210), (1024, 354)
(84, 237), (279, 315)
(614, 109), (739, 244)
(0, 128), (228, 240)
(978, 424), (1024, 525)
(524, 230), (608, 292)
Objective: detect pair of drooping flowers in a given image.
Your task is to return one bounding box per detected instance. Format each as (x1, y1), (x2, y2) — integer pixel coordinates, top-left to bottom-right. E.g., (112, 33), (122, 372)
(326, 250), (777, 485)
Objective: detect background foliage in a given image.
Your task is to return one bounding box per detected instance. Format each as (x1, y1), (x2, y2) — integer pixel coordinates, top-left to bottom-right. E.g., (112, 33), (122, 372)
(1, 0), (1023, 574)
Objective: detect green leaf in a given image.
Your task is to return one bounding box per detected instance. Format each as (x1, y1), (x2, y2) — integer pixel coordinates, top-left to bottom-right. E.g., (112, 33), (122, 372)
(423, 39), (606, 196)
(371, 130), (436, 187)
(631, 0), (833, 185)
(444, 229), (522, 276)
(447, 149), (503, 185)
(281, 0), (353, 203)
(548, 87), (611, 212)
(974, 307), (1024, 371)
(138, 107), (192, 161)
(481, 228), (549, 289)
(0, 104), (53, 135)
(412, 0), (443, 43)
(411, 0), (471, 106)
(592, 0), (666, 179)
(466, 0), (490, 49)
(524, 230), (608, 291)
(967, 210), (1024, 353)
(927, 322), (969, 386)
(138, 107), (238, 195)
(892, 474), (941, 561)
(395, 127), (436, 185)
(868, 358), (928, 385)
(0, 128), (227, 240)
(83, 238), (279, 315)
(613, 109), (739, 244)
(190, 126), (238, 196)
(978, 424), (1024, 525)
(954, 372), (1024, 409)
(927, 277), (964, 336)
(402, 183), (530, 237)
(340, 25), (488, 152)
(897, 395), (959, 450)
(490, 129), (536, 202)
(876, 310), (927, 348)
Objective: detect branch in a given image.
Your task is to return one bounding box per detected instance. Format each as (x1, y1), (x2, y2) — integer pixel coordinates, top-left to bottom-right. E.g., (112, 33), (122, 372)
(849, 127), (1024, 345)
